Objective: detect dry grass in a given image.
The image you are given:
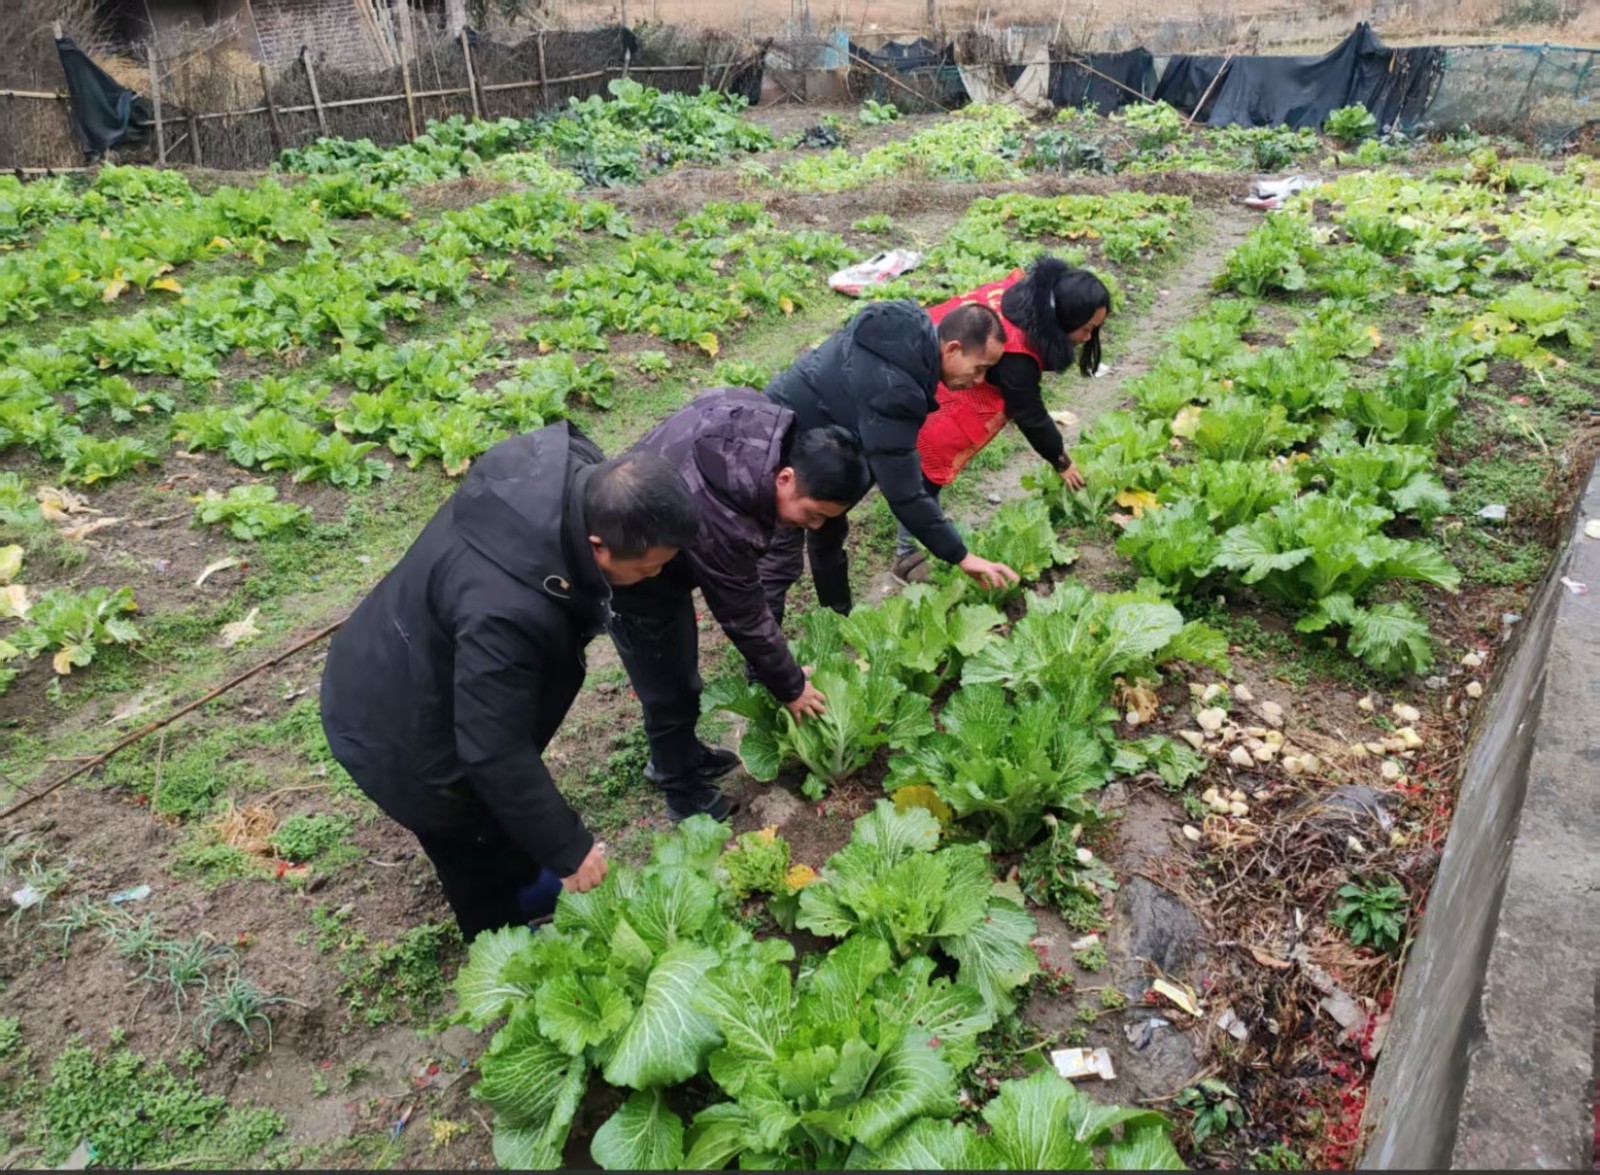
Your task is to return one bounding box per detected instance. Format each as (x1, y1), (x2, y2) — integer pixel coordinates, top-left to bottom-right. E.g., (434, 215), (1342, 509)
(210, 801), (278, 857)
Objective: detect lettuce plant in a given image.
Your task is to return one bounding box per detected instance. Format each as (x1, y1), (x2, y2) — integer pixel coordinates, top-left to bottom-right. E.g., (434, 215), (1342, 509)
(838, 579), (1005, 694)
(962, 581), (1229, 718)
(795, 802), (1038, 1014)
(887, 684), (1106, 849)
(704, 657), (932, 801)
(705, 612), (933, 800)
(1214, 493), (1459, 606)
(1159, 458), (1299, 529)
(1115, 499), (1222, 596)
(452, 817), (789, 1169)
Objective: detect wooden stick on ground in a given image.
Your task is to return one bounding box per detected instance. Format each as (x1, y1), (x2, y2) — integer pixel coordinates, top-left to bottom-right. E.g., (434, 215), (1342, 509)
(0, 620), (346, 824)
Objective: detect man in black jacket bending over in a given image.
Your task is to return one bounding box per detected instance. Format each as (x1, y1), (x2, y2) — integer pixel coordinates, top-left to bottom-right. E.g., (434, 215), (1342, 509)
(612, 388), (872, 822)
(319, 422), (699, 940)
(759, 299), (1020, 626)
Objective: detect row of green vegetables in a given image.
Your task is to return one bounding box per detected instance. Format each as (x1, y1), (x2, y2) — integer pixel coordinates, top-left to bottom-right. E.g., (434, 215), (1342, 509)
(459, 152), (1600, 1173)
(0, 182), (1192, 493)
(275, 79), (774, 190)
(708, 155), (1597, 860)
(454, 808), (1185, 1171)
(0, 79), (782, 326)
(1101, 154), (1598, 667)
(745, 99), (1491, 195)
(0, 165), (1189, 707)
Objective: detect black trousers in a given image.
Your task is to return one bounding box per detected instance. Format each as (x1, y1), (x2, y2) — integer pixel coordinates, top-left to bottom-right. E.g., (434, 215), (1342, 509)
(608, 583), (709, 799)
(414, 823), (546, 942)
(755, 511), (853, 628)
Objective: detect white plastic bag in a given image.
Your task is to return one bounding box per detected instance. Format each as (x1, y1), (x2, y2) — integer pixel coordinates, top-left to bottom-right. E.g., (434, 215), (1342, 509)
(828, 249), (923, 297)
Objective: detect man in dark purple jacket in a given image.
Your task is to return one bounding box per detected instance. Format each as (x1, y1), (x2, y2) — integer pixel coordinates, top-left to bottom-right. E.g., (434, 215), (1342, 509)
(612, 387), (872, 821)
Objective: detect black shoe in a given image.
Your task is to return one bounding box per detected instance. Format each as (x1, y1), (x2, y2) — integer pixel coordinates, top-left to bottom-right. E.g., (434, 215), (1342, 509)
(665, 789), (740, 823)
(646, 744), (742, 787)
(695, 745), (741, 782)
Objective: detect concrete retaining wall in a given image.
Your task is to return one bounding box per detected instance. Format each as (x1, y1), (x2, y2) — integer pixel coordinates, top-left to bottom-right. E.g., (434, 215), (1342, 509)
(1361, 457), (1599, 1170)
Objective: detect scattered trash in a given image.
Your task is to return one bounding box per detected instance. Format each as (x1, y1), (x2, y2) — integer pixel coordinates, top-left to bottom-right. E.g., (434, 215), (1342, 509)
(1181, 824), (1203, 842)
(356, 554), (373, 565)
(1392, 702), (1421, 724)
(1216, 1007), (1249, 1042)
(828, 249), (923, 296)
(152, 559), (173, 573)
(1242, 176), (1315, 211)
(1476, 503), (1508, 521)
(1255, 175), (1313, 201)
(1357, 694), (1375, 713)
(796, 123), (843, 149)
(1465, 681), (1484, 699)
(1233, 683), (1255, 703)
(1178, 730), (1206, 750)
(36, 485), (95, 521)
(1585, 520), (1600, 540)
(219, 608), (263, 649)
(1501, 612), (1521, 628)
(1558, 576), (1588, 595)
(1051, 1046), (1117, 1081)
(1461, 650), (1484, 669)
(62, 517), (122, 541)
(1125, 1017), (1170, 1051)
(109, 885), (152, 904)
(1227, 746), (1254, 769)
(11, 885), (44, 910)
(1293, 946), (1371, 1038)
(390, 1103), (414, 1142)
(1196, 707), (1226, 733)
(196, 556), (240, 587)
(56, 1140), (95, 1170)
(1150, 978), (1202, 1017)
(1249, 945), (1292, 971)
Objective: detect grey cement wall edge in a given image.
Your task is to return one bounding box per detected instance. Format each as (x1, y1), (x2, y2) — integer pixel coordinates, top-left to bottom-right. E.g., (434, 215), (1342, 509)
(1361, 456), (1599, 1171)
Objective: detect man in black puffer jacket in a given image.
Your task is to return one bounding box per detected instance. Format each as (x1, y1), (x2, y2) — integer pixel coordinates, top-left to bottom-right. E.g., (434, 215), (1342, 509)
(319, 422), (699, 940)
(758, 299), (1021, 626)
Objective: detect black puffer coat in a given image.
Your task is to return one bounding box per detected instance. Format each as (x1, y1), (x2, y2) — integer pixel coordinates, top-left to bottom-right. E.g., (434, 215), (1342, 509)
(764, 300), (967, 564)
(319, 422), (608, 876)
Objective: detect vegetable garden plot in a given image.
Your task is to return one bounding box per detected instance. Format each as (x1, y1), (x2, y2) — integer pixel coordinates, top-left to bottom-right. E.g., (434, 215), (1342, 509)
(0, 92), (1596, 1171)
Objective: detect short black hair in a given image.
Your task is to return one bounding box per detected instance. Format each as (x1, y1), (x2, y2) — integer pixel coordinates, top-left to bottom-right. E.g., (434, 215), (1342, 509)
(788, 425), (872, 505)
(936, 302), (1004, 352)
(584, 454), (699, 558)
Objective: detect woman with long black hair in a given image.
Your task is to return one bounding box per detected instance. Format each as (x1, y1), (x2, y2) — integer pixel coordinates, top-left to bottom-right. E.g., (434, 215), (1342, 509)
(893, 255), (1111, 584)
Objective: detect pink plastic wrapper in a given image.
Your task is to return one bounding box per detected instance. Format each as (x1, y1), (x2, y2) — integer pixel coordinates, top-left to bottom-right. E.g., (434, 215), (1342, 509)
(828, 249), (924, 296)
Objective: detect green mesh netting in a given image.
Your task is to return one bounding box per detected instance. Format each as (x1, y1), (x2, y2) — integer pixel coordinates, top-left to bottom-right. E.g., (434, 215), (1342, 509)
(1426, 44), (1600, 146)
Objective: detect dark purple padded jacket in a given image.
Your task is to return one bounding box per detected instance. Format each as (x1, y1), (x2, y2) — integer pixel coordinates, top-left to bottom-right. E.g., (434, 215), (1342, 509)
(623, 387), (807, 703)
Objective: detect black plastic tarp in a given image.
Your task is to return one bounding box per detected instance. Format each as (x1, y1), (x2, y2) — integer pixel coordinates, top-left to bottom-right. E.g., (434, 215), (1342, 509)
(848, 36), (954, 73)
(1049, 48), (1156, 113)
(55, 35), (149, 159)
(1155, 24), (1442, 132)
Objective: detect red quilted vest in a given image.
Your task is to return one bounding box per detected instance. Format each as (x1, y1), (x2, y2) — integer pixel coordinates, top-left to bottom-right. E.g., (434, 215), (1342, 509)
(918, 269), (1045, 486)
